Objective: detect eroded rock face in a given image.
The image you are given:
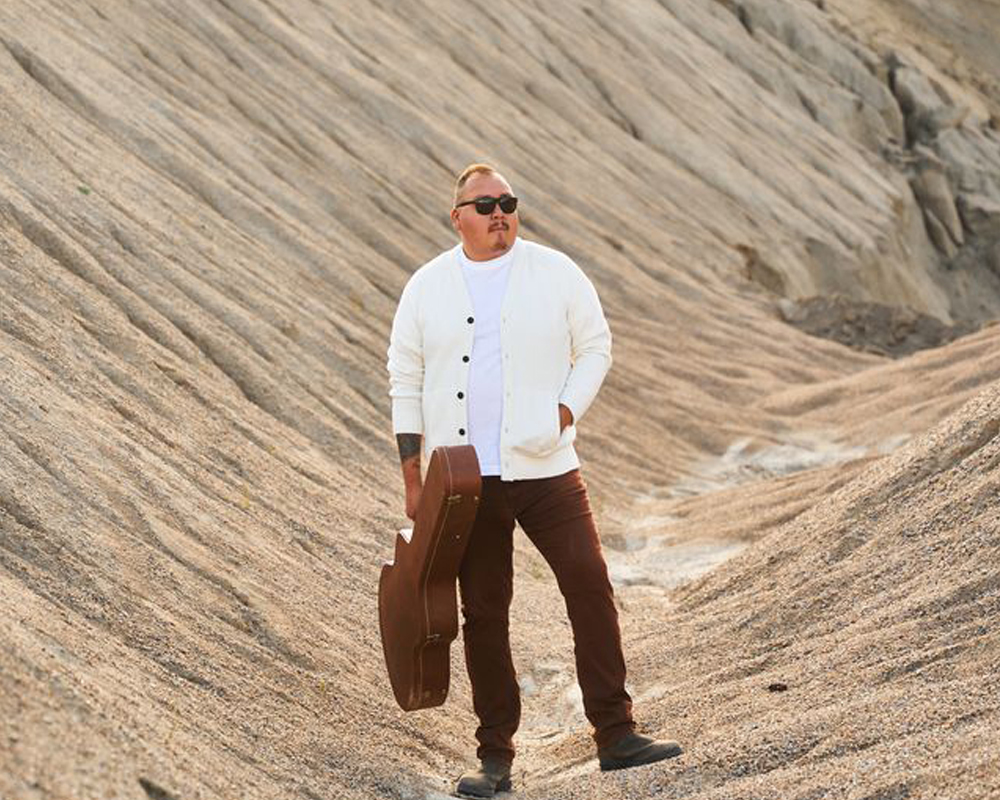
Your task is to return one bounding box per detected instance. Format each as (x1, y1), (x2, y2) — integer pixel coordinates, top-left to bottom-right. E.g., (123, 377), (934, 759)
(739, 0), (905, 148)
(710, 0), (1000, 330)
(875, 38), (1000, 325)
(911, 149), (964, 255)
(959, 193), (1000, 240)
(892, 64), (969, 147)
(1, 2), (1000, 800)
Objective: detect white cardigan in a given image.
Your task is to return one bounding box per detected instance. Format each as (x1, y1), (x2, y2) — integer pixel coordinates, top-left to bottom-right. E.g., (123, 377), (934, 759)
(387, 237), (612, 480)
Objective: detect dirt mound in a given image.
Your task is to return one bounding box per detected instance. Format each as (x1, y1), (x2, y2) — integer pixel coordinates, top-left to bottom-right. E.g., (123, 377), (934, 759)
(1, 1), (999, 799)
(523, 385), (1000, 800)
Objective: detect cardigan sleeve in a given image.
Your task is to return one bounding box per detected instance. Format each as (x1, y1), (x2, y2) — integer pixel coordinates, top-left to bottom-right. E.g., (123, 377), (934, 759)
(387, 274), (425, 435)
(558, 261), (612, 424)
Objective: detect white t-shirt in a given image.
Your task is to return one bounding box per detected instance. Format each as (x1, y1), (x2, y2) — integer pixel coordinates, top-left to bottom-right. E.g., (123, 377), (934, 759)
(459, 248), (514, 475)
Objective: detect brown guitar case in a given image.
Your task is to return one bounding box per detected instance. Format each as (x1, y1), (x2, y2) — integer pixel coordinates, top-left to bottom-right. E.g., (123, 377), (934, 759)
(378, 445), (481, 711)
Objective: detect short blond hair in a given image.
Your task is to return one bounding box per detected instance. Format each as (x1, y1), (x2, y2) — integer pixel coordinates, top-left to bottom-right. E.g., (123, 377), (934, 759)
(453, 163), (500, 207)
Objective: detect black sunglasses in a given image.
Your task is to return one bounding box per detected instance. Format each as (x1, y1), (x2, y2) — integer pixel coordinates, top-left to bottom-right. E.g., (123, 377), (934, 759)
(455, 194), (519, 215)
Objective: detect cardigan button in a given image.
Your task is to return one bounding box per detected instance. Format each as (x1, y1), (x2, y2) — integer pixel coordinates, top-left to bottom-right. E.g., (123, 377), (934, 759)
(462, 355), (470, 363)
(457, 391), (464, 399)
(466, 316), (474, 324)
(458, 428), (466, 436)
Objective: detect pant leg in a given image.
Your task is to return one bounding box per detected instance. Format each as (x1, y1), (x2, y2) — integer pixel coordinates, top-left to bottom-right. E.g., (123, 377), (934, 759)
(458, 477), (520, 764)
(507, 468), (635, 750)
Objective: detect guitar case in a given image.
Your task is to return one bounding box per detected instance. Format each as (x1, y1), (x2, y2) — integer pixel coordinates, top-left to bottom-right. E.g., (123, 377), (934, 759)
(378, 445), (481, 711)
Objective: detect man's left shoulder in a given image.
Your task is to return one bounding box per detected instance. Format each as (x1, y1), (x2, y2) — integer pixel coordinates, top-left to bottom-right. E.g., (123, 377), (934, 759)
(519, 239), (586, 278)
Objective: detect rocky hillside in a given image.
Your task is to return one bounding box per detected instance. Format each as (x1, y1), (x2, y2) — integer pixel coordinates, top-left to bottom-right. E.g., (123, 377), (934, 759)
(524, 383), (1000, 800)
(1, 1), (998, 799)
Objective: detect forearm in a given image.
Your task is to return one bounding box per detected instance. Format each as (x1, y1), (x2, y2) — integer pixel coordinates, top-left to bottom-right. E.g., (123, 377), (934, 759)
(562, 266), (612, 423)
(396, 433), (423, 521)
(559, 350), (611, 424)
(396, 433), (423, 487)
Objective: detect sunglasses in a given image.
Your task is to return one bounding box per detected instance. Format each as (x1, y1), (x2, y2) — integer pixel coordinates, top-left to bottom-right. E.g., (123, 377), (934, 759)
(455, 194), (519, 215)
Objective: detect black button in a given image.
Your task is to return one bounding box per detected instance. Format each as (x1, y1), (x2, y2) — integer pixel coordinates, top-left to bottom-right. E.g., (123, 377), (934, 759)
(458, 428), (466, 436)
(467, 316), (474, 324)
(457, 391), (464, 399)
(462, 355), (470, 362)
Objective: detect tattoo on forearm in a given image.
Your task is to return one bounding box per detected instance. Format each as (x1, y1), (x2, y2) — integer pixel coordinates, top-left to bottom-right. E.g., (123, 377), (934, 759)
(396, 433), (422, 463)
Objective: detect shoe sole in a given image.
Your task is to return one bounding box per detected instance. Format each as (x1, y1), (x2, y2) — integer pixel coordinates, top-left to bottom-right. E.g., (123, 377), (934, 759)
(599, 743), (683, 772)
(454, 777), (512, 798)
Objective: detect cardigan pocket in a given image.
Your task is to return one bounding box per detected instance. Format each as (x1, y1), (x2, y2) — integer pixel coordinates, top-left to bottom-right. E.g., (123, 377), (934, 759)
(509, 390), (561, 456)
(422, 388), (460, 450)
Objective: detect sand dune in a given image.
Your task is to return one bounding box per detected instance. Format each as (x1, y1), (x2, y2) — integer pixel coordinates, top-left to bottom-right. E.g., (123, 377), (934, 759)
(1, 1), (998, 798)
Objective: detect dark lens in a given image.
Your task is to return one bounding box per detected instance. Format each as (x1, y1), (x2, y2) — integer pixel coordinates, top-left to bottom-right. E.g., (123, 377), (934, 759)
(498, 196), (518, 214)
(474, 198), (498, 215)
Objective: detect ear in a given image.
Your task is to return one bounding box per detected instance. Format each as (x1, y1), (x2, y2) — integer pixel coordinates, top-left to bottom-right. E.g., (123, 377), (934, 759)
(450, 207), (462, 233)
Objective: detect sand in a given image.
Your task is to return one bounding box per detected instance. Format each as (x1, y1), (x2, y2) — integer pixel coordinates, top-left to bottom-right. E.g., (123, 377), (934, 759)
(1, 1), (999, 799)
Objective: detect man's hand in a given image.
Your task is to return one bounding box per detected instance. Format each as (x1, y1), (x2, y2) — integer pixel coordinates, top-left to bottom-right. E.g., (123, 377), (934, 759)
(405, 483), (423, 521)
(396, 433), (423, 521)
(559, 403), (574, 432)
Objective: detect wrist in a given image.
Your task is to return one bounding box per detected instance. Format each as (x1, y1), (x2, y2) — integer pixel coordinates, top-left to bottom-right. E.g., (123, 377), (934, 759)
(401, 461), (422, 488)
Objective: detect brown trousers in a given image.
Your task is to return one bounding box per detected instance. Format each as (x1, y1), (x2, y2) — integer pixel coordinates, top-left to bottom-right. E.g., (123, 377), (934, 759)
(458, 468), (635, 764)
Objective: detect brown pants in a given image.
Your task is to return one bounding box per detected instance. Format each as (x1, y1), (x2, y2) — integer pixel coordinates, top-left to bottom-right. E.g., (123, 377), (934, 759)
(458, 468), (635, 764)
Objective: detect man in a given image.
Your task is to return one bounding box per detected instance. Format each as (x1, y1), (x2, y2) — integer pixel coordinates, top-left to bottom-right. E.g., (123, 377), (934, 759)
(386, 164), (681, 798)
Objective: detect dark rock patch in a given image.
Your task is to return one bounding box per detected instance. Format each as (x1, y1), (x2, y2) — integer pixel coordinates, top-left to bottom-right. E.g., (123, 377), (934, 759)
(778, 295), (977, 357)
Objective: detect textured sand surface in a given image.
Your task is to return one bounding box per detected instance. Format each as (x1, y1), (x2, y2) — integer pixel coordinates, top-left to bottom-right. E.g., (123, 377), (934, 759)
(1, 1), (998, 799)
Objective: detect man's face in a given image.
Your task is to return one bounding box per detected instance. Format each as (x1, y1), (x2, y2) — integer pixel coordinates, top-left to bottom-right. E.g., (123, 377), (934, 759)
(450, 172), (519, 261)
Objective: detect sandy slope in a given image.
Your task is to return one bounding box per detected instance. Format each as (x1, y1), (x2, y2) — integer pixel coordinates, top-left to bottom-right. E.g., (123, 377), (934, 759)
(1, 1), (999, 799)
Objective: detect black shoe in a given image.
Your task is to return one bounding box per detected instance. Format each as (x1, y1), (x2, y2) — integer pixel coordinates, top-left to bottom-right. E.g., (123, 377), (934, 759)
(455, 757), (512, 798)
(598, 732), (683, 771)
